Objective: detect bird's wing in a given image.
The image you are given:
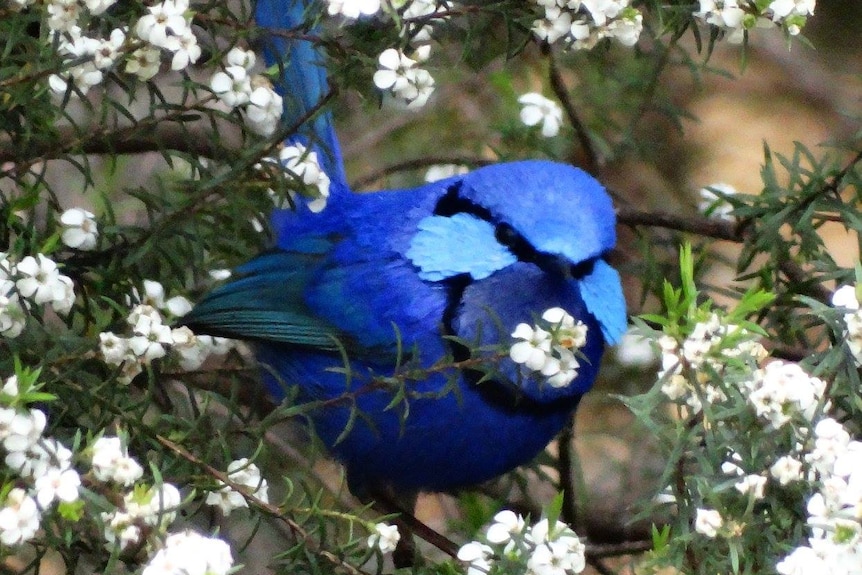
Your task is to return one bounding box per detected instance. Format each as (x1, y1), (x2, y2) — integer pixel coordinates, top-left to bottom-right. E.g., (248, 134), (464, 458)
(181, 247), (377, 356)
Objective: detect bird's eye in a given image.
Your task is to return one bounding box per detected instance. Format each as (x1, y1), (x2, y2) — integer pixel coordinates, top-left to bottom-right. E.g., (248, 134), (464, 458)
(495, 223), (518, 247)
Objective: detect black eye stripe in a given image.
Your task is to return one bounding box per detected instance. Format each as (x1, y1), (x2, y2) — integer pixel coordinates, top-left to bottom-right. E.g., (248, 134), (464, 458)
(494, 223), (517, 246)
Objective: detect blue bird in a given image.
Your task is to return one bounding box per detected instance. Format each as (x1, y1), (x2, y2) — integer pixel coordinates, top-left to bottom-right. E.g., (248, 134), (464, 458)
(184, 0), (627, 497)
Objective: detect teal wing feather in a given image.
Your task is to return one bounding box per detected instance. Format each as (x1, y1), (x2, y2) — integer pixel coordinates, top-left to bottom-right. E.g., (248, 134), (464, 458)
(181, 250), (349, 353)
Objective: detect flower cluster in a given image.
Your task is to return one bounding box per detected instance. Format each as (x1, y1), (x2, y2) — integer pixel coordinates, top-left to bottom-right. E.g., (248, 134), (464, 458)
(832, 284), (862, 365)
(205, 458), (270, 515)
(373, 47), (435, 109)
(510, 307), (589, 389)
(258, 143), (332, 213)
(694, 0), (816, 44)
(210, 47), (284, 137)
(142, 530), (234, 575)
(647, 276), (862, 574)
(776, 416), (862, 574)
(458, 510), (586, 575)
(657, 312), (768, 413)
(0, 374), (79, 546)
(0, 367), (192, 557)
(46, 0), (201, 95)
(102, 481), (182, 549)
(659, 313), (827, 429)
(99, 280), (233, 383)
(0, 253), (76, 339)
(518, 93), (564, 138)
(531, 0), (644, 50)
(366, 522), (400, 554)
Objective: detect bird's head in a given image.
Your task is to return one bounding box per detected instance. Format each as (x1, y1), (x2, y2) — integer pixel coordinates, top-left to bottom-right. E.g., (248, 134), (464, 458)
(405, 159), (626, 349)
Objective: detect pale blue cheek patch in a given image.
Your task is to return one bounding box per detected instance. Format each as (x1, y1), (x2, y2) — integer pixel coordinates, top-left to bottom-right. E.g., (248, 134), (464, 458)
(578, 259), (627, 345)
(407, 214), (517, 281)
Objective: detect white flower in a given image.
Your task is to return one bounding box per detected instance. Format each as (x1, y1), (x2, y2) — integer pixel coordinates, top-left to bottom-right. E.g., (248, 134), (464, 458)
(164, 295), (192, 318)
(0, 408), (46, 453)
(734, 473), (767, 500)
(373, 48), (435, 108)
(245, 85), (284, 137)
(806, 418), (851, 476)
(210, 65), (253, 108)
(510, 323), (552, 371)
(205, 458), (269, 515)
(93, 28), (126, 70)
(209, 269), (232, 281)
(84, 0), (117, 14)
(47, 0), (81, 32)
(327, 0), (381, 19)
(542, 307), (588, 350)
(127, 304), (173, 362)
(126, 483), (182, 528)
(100, 332), (129, 365)
(16, 254), (65, 305)
(91, 436), (144, 485)
(526, 519), (586, 575)
(8, 437), (73, 480)
(527, 539), (586, 575)
(694, 508), (722, 538)
(533, 8), (573, 44)
(832, 285), (860, 310)
(615, 329), (656, 366)
(457, 541), (494, 575)
(518, 93), (563, 137)
(165, 28), (201, 70)
(225, 46), (256, 70)
(542, 346), (580, 388)
(769, 0), (815, 20)
(367, 522), (400, 553)
(486, 510), (526, 544)
(34, 467), (81, 507)
(0, 294), (27, 338)
(770, 455), (804, 485)
(135, 0), (190, 48)
(60, 208), (98, 250)
(777, 545), (829, 575)
(424, 164), (468, 183)
(142, 531), (234, 575)
(125, 47), (161, 80)
(102, 510), (142, 549)
(607, 11), (643, 46)
(0, 488), (40, 546)
(275, 144), (331, 212)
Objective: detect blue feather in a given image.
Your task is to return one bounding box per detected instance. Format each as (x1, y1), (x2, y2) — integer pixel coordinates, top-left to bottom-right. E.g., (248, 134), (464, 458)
(254, 0), (346, 185)
(407, 213), (517, 281)
(578, 259), (627, 345)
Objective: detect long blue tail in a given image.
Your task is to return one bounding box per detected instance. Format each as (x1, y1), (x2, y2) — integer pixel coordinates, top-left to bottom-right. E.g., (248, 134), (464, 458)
(255, 0), (348, 187)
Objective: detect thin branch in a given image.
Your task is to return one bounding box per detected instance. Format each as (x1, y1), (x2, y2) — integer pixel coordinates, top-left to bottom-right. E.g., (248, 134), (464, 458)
(616, 203), (834, 304)
(156, 434), (372, 575)
(544, 47), (599, 171)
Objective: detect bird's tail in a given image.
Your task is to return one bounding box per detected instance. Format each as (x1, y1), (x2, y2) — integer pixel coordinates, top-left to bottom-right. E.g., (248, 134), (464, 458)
(255, 0), (347, 187)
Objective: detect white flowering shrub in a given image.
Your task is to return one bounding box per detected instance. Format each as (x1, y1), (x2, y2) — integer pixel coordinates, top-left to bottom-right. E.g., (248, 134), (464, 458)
(1, 0), (860, 575)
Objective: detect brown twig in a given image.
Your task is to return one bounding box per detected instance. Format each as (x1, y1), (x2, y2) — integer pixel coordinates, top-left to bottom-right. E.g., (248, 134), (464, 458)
(544, 47), (599, 172)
